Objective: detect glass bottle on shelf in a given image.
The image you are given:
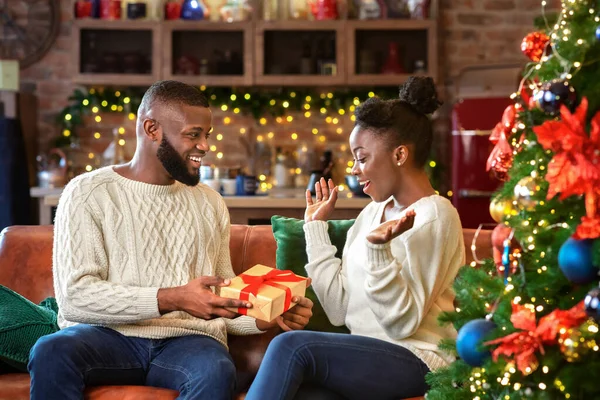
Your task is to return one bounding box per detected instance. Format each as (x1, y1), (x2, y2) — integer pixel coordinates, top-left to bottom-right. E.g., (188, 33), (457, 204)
(300, 36), (314, 75)
(381, 42), (405, 74)
(273, 147), (290, 188)
(82, 33), (100, 73)
(413, 60), (426, 74)
(289, 0), (308, 19)
(263, 0), (279, 20)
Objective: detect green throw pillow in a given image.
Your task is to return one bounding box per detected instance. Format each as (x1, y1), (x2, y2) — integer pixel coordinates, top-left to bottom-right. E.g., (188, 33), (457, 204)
(0, 285), (59, 371)
(271, 215), (354, 334)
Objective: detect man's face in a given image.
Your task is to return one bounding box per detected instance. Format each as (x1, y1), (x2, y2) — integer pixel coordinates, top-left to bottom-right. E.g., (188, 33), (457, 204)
(156, 105), (212, 186)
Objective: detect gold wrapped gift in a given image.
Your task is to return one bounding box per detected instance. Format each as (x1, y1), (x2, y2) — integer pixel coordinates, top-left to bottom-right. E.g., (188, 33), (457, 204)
(220, 264), (308, 322)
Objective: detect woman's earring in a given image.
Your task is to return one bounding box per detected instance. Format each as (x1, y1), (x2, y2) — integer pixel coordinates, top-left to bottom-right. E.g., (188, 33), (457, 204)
(397, 161), (403, 166)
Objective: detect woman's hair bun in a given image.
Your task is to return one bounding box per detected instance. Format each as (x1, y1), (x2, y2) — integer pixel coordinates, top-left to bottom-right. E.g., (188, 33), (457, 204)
(398, 76), (442, 115)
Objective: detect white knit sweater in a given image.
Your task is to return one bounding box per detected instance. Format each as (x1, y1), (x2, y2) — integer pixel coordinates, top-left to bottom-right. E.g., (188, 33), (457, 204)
(52, 167), (261, 346)
(304, 195), (465, 371)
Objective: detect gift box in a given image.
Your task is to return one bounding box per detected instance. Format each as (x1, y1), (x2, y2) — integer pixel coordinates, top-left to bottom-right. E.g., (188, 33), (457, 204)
(220, 264), (308, 322)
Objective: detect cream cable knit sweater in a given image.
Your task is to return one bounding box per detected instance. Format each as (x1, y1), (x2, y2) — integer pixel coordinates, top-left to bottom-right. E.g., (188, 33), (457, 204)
(52, 167), (261, 347)
(304, 195), (464, 371)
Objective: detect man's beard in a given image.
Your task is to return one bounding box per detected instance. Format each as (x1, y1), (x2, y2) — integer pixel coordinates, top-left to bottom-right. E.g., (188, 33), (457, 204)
(156, 136), (199, 186)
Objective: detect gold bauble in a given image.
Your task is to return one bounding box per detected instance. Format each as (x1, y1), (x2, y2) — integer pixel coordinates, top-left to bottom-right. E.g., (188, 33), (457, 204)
(489, 198), (511, 223)
(559, 328), (588, 362)
(513, 176), (541, 211)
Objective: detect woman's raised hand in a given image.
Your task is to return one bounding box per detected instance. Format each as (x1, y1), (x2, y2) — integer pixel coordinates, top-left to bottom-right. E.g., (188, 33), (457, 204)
(366, 210), (416, 244)
(304, 178), (338, 222)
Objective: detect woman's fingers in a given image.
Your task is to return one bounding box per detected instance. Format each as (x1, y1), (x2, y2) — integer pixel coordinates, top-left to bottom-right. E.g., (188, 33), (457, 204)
(315, 181), (322, 202)
(305, 189), (313, 206)
(320, 177), (330, 199)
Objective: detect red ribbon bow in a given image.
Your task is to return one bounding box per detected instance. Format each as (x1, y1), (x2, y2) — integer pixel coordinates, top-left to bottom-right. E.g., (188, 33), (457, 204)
(237, 269), (305, 315)
(486, 104), (518, 181)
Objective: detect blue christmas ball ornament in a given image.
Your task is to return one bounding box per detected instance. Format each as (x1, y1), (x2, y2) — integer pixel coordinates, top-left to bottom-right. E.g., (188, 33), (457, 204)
(533, 79), (577, 115)
(558, 237), (599, 284)
(596, 26), (600, 41)
(456, 319), (496, 366)
(181, 0), (204, 20)
(585, 287), (600, 321)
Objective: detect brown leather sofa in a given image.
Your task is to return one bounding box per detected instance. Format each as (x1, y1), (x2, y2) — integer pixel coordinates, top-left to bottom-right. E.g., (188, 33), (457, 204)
(0, 224), (492, 400)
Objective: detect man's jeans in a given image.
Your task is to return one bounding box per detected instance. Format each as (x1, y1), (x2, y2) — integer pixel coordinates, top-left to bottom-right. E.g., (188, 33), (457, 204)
(245, 331), (430, 400)
(28, 325), (236, 400)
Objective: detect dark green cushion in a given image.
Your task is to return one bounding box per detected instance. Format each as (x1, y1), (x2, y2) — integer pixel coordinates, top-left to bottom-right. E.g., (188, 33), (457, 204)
(271, 215), (354, 334)
(0, 285), (59, 371)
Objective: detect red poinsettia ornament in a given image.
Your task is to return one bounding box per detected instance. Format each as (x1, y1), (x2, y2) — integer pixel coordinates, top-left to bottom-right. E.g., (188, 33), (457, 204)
(485, 301), (587, 374)
(532, 97), (600, 238)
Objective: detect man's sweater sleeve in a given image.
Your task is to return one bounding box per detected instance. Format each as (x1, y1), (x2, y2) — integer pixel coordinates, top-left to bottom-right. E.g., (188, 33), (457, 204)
(362, 220), (463, 340)
(212, 195), (263, 336)
(53, 184), (161, 325)
(303, 220), (350, 326)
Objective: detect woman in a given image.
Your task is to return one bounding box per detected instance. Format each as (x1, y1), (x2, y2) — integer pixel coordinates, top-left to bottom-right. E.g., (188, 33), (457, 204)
(246, 77), (465, 400)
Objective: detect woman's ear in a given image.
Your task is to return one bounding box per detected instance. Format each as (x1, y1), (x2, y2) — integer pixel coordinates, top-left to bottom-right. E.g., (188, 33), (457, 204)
(394, 145), (409, 167)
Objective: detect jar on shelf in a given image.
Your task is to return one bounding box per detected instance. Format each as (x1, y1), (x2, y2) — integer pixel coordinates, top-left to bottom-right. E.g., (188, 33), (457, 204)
(63, 139), (103, 181)
(181, 0), (205, 20)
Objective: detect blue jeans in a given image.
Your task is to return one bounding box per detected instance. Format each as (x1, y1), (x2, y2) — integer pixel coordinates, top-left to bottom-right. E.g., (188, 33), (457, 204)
(246, 331), (430, 400)
(28, 325), (236, 400)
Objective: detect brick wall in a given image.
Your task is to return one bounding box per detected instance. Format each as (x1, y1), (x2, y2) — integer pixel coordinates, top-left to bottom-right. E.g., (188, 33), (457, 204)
(19, 0), (560, 187)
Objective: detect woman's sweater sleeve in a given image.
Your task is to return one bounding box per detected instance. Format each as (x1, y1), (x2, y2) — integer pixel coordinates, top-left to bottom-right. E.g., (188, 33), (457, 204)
(303, 220), (351, 326)
(363, 218), (462, 340)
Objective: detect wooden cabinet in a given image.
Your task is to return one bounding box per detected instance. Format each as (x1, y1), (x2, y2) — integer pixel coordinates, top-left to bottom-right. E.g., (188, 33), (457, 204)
(346, 19), (437, 86)
(162, 20), (254, 86)
(254, 20), (346, 86)
(72, 17), (437, 87)
(72, 19), (162, 86)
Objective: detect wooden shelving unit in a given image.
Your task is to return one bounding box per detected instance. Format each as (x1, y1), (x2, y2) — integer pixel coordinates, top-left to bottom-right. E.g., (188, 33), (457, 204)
(162, 20), (254, 86)
(72, 16), (438, 87)
(254, 20), (346, 86)
(346, 19), (438, 86)
(72, 19), (162, 86)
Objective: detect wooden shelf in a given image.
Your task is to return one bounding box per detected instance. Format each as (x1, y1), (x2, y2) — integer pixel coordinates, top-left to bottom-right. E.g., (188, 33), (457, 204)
(162, 20), (253, 86)
(73, 19), (160, 30)
(71, 17), (438, 87)
(346, 19), (438, 85)
(72, 19), (162, 86)
(254, 20), (346, 85)
(72, 73), (157, 86)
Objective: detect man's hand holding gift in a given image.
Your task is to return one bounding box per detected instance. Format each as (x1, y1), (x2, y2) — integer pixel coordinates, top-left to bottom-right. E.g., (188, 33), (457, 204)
(220, 265), (314, 331)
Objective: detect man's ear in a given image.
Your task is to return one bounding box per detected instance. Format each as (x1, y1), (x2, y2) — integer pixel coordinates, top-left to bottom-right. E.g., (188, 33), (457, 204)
(143, 119), (160, 142)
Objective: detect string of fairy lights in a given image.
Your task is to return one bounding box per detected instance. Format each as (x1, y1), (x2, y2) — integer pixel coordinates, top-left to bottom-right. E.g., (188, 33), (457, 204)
(57, 85), (444, 194)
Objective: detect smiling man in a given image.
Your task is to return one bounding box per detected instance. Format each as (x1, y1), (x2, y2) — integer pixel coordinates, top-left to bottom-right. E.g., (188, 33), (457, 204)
(27, 81), (313, 400)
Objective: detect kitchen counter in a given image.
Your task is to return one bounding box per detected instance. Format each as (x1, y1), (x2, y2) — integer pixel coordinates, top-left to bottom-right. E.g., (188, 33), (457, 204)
(30, 186), (371, 225)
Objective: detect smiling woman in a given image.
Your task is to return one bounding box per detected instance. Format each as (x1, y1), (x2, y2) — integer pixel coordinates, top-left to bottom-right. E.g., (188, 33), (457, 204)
(0, 0), (61, 68)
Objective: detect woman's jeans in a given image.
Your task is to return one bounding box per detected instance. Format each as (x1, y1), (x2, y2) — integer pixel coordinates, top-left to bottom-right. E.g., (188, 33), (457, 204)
(28, 324), (236, 400)
(245, 331), (430, 400)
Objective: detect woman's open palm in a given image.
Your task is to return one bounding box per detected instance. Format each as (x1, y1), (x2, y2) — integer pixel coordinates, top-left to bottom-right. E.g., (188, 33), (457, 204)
(366, 210), (416, 244)
(305, 178), (338, 222)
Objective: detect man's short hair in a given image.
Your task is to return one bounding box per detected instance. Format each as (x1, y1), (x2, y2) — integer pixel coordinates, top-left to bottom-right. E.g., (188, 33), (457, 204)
(139, 80), (209, 113)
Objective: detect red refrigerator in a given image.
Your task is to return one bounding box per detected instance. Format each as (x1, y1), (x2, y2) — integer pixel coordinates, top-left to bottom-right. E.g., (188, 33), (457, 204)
(451, 97), (514, 229)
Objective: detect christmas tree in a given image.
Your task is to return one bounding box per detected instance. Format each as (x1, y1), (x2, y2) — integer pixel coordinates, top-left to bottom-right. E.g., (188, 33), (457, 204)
(426, 1), (600, 399)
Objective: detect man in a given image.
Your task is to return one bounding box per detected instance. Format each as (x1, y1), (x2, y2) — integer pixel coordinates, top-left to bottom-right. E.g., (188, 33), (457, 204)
(28, 80), (313, 400)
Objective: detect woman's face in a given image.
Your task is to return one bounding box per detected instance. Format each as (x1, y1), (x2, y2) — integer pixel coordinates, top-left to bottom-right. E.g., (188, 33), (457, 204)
(349, 126), (400, 202)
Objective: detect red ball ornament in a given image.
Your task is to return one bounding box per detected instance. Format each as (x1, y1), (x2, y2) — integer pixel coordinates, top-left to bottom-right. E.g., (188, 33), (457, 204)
(521, 32), (550, 62)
